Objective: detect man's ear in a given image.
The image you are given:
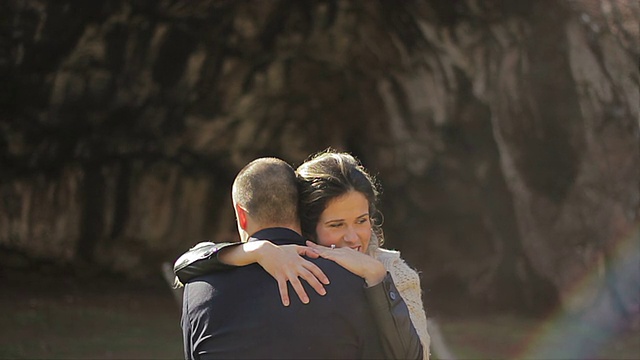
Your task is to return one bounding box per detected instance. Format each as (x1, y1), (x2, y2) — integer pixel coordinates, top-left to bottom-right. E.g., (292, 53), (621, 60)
(235, 203), (248, 230)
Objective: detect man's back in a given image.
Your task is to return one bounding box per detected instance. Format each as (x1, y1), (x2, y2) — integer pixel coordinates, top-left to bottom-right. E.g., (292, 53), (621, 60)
(182, 251), (383, 359)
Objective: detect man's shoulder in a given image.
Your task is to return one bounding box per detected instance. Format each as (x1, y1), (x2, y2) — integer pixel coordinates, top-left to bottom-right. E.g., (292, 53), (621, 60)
(184, 263), (274, 308)
(185, 263), (266, 287)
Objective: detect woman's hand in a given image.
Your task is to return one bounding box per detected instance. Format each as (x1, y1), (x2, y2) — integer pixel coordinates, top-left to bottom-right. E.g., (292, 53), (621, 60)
(246, 241), (330, 306)
(305, 241), (386, 287)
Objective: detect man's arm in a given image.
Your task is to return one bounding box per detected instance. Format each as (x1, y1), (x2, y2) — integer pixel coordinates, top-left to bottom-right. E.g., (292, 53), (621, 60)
(365, 273), (423, 360)
(181, 284), (193, 360)
(173, 242), (241, 284)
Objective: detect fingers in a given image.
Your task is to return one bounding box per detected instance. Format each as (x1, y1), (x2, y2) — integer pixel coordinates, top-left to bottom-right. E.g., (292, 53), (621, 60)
(288, 274), (310, 304)
(297, 246), (320, 259)
(298, 273), (326, 298)
(277, 278), (290, 307)
(304, 261), (330, 285)
(305, 240), (321, 248)
(299, 264), (329, 294)
(305, 245), (335, 260)
(270, 243), (335, 306)
(276, 266), (329, 306)
(277, 272), (313, 306)
(305, 241), (330, 254)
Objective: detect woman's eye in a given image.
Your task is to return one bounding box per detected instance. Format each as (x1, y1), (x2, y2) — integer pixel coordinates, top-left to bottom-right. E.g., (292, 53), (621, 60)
(330, 223), (343, 228)
(356, 218), (369, 224)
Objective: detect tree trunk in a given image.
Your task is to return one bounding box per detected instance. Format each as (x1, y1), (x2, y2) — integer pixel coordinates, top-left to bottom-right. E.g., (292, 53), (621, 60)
(1, 0), (638, 319)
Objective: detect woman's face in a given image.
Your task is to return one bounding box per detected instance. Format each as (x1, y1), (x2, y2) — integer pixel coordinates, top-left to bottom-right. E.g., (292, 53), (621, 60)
(315, 191), (372, 253)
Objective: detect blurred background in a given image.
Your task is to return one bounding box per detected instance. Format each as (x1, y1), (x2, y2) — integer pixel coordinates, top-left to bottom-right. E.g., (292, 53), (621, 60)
(1, 0), (638, 359)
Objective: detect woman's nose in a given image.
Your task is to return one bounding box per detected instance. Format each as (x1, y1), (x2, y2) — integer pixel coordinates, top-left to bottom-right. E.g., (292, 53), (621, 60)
(343, 227), (358, 243)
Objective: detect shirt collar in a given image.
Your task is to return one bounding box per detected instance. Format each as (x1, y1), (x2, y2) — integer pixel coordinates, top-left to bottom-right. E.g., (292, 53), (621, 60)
(249, 227), (305, 246)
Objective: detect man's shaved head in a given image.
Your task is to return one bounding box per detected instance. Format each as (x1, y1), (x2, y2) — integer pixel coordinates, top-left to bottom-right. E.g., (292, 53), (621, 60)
(232, 157), (299, 227)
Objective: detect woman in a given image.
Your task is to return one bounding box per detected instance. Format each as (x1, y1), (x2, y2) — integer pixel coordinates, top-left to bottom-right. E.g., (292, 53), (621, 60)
(174, 150), (430, 359)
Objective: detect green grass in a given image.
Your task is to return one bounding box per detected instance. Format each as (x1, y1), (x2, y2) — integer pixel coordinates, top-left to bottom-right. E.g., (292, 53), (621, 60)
(2, 304), (181, 359)
(1, 273), (183, 359)
(435, 314), (528, 359)
(435, 314), (640, 360)
(2, 272), (638, 360)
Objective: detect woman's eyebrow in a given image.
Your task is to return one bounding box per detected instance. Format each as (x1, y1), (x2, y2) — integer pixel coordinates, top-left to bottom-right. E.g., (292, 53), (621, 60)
(324, 218), (344, 223)
(325, 213), (369, 224)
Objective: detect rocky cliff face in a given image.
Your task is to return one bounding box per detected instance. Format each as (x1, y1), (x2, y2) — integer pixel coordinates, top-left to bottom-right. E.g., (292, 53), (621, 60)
(2, 0), (638, 318)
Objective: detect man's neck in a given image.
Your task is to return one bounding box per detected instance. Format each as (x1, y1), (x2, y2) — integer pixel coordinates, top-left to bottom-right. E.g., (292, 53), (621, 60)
(245, 223), (302, 239)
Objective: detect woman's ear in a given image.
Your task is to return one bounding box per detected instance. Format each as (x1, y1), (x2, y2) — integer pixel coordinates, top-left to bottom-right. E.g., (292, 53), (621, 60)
(235, 203), (248, 230)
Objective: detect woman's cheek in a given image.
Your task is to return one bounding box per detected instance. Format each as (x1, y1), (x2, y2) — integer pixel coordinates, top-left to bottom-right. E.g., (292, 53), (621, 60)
(360, 228), (372, 251)
(316, 227), (335, 247)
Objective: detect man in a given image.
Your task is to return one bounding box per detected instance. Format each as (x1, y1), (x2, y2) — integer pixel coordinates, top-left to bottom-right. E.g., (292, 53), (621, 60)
(181, 158), (384, 359)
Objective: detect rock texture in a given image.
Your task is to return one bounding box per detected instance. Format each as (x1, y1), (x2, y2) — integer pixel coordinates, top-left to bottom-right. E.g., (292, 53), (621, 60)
(1, 0), (638, 318)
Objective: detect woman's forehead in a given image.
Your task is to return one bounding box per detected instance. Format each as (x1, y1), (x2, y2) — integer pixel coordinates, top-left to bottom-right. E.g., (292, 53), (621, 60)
(321, 191), (369, 218)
